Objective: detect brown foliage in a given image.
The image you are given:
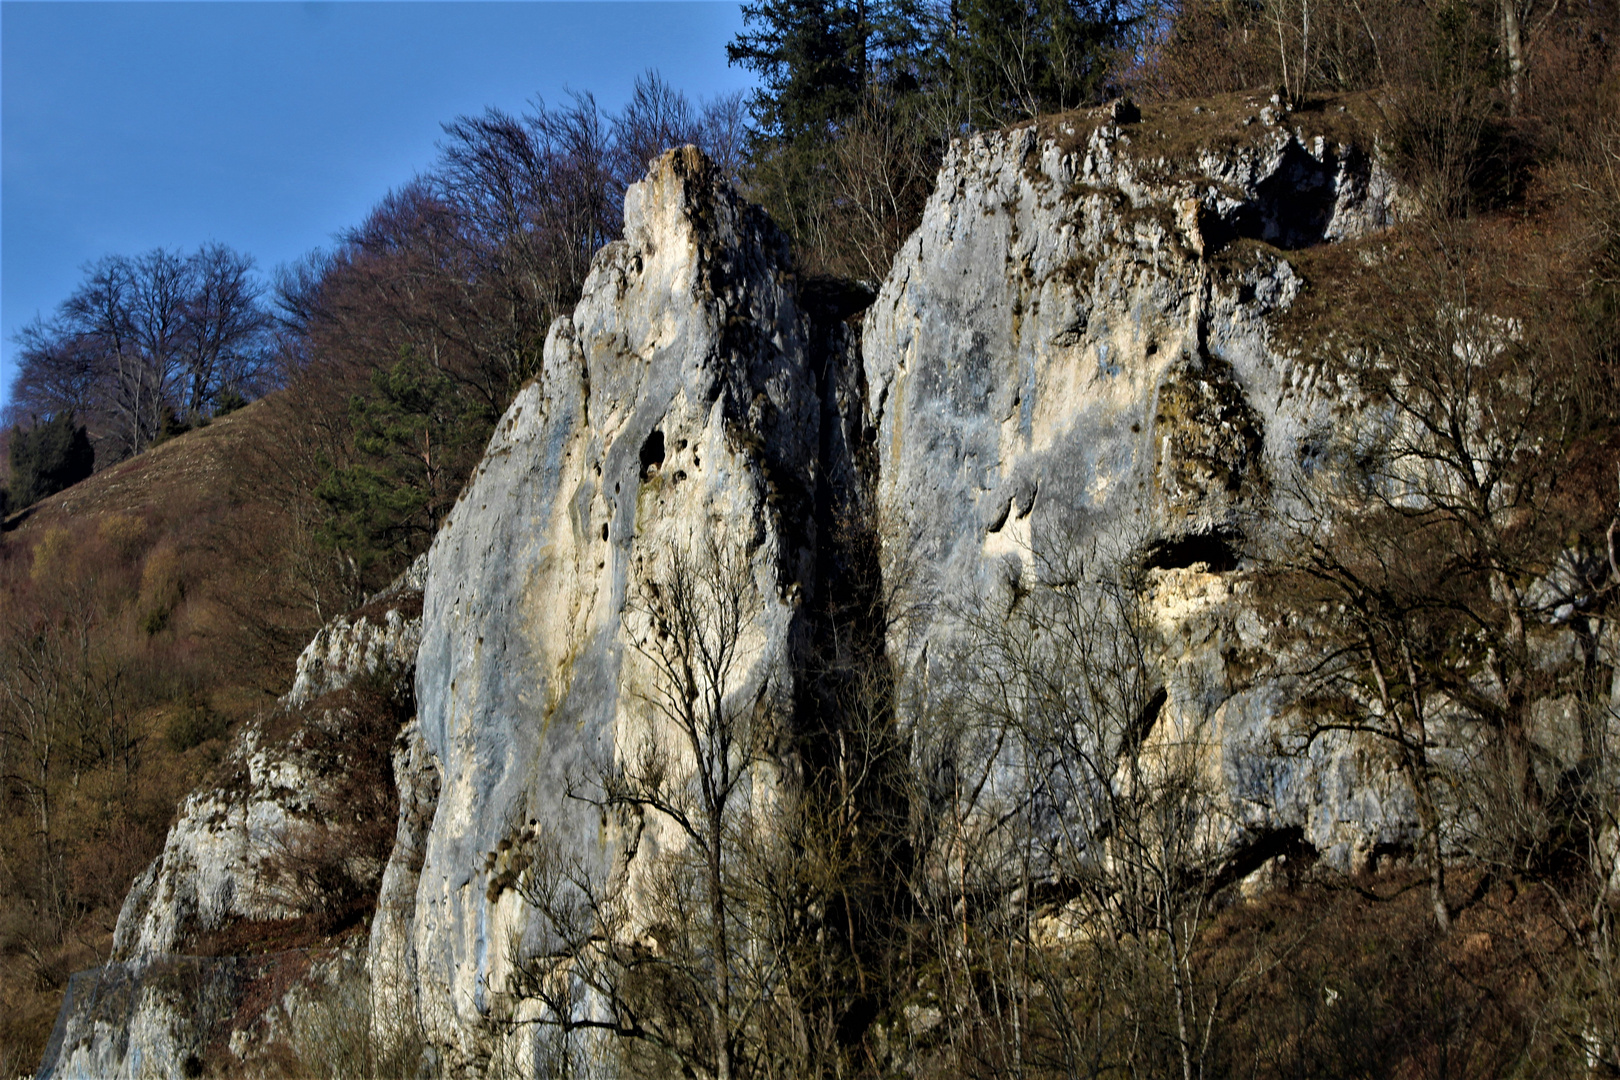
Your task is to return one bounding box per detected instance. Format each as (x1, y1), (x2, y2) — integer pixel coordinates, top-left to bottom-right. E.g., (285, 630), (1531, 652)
(253, 673), (412, 936)
(0, 405), (352, 1072)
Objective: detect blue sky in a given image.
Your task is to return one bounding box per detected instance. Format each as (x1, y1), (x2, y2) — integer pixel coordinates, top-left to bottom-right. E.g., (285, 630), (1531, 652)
(1, 1), (756, 411)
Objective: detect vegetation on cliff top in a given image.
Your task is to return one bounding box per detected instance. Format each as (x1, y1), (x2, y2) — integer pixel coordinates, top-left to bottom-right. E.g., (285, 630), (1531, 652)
(4, 0), (1620, 1075)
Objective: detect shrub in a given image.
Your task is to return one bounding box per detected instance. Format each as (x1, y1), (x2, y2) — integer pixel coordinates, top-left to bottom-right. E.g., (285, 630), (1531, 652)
(165, 696), (227, 752)
(8, 413), (94, 509)
(213, 387), (249, 417)
(256, 671), (412, 933)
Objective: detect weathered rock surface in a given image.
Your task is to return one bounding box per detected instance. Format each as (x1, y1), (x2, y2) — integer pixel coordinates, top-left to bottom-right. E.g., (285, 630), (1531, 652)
(36, 956), (249, 1080)
(38, 573), (425, 1080)
(59, 105), (1543, 1078)
(403, 145), (861, 1071)
(862, 115), (1411, 871)
(113, 581), (425, 962)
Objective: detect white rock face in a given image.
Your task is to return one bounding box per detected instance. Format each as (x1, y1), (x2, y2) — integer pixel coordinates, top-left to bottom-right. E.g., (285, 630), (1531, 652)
(285, 557), (427, 708)
(407, 146), (847, 1069)
(369, 717), (441, 1055)
(390, 126), (1418, 1066)
(37, 957), (246, 1080)
(112, 595), (425, 962)
(862, 117), (1409, 870)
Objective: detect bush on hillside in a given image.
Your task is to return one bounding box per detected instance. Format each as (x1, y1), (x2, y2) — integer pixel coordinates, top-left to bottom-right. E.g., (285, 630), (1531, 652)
(8, 413), (94, 509)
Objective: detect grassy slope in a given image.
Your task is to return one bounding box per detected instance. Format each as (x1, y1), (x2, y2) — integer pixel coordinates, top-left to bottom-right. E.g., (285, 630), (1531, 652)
(0, 398), (328, 1074)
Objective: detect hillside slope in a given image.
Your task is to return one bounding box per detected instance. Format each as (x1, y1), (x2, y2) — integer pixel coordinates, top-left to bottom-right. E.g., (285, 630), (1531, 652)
(28, 90), (1620, 1078)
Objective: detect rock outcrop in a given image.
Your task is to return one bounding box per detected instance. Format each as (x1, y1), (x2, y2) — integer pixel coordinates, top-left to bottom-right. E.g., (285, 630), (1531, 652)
(861, 113), (1409, 870)
(401, 145), (862, 1071)
(378, 113), (1416, 1069)
(37, 572), (425, 1080)
(59, 100), (1554, 1078)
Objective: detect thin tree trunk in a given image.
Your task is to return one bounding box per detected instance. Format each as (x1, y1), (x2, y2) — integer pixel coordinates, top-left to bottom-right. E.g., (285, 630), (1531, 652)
(709, 808), (733, 1080)
(1502, 0), (1525, 115)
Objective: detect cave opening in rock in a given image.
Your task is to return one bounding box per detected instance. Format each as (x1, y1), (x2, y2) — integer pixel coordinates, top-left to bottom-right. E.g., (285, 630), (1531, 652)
(639, 429), (666, 480)
(1141, 528), (1243, 572)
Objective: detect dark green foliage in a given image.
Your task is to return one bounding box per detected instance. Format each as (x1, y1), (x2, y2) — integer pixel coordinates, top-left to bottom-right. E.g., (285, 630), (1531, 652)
(314, 354), (494, 593)
(730, 0), (944, 277)
(212, 387), (248, 417)
(729, 0), (869, 141)
(8, 413), (95, 509)
(730, 0), (1136, 276)
(729, 0), (935, 140)
(151, 405), (195, 447)
(945, 0), (1135, 127)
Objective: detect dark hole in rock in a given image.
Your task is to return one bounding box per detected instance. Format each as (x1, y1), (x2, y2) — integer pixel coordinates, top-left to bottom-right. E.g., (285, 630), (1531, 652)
(1207, 826), (1318, 894)
(639, 430), (665, 480)
(800, 274), (877, 324)
(1225, 141), (1339, 250)
(1123, 686), (1168, 757)
(674, 470), (688, 483)
(1367, 840), (1416, 873)
(1141, 528), (1242, 572)
(600, 523), (609, 541)
(182, 1055), (205, 1079)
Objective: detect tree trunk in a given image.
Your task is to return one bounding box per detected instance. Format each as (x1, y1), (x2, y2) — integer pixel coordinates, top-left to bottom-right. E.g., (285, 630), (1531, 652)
(1502, 0), (1525, 115)
(708, 810), (733, 1080)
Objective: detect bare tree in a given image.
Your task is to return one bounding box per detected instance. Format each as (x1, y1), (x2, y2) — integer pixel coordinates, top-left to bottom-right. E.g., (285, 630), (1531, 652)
(11, 245), (272, 463)
(177, 243), (273, 420)
(612, 71), (704, 183)
(913, 534), (1244, 1080)
(1260, 228), (1616, 932)
(508, 535), (788, 1080)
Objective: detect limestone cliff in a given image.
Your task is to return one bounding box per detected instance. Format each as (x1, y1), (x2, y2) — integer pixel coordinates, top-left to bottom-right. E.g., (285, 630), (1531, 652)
(861, 110), (1408, 871)
(400, 144), (863, 1072)
(383, 110), (1419, 1069)
(46, 102), (1518, 1079)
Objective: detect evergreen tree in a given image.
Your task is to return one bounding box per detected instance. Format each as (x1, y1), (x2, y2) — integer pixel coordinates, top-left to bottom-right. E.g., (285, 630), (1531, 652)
(314, 354), (494, 593)
(729, 0), (1135, 276)
(728, 0), (876, 142)
(730, 0), (942, 277)
(7, 413), (95, 509)
(945, 0), (1136, 127)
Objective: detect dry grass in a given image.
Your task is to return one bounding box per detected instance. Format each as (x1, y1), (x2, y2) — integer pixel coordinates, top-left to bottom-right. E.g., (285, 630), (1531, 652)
(1038, 89), (1381, 171)
(2, 399), (265, 534)
(0, 395), (344, 1074)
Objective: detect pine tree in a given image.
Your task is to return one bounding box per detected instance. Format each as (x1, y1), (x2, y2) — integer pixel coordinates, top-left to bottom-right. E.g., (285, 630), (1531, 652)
(7, 413), (95, 509)
(728, 0), (876, 142)
(315, 354), (493, 593)
(947, 0), (1135, 127)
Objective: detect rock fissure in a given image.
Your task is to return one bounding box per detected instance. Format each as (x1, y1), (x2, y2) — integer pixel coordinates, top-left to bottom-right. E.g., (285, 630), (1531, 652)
(43, 115), (1469, 1078)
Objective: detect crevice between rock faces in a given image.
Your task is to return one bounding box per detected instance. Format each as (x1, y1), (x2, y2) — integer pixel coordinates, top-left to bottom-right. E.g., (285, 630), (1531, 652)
(781, 269), (906, 1060)
(1121, 686), (1169, 761)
